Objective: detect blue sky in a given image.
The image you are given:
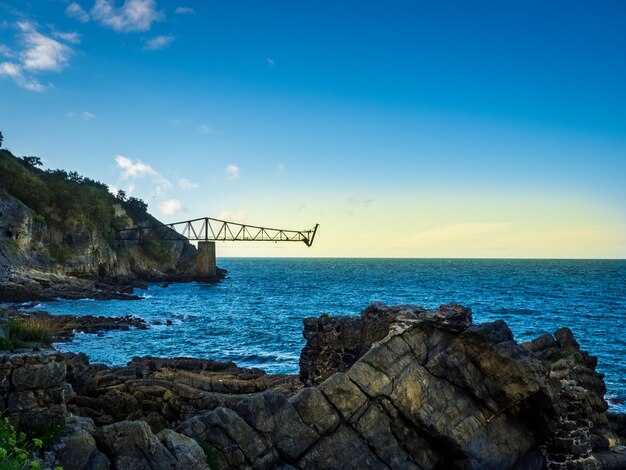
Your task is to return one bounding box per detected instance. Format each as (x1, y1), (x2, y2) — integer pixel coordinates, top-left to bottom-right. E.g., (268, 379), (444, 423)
(1, 1), (625, 257)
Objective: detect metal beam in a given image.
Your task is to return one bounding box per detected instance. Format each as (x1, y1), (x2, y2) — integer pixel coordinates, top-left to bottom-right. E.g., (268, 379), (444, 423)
(116, 217), (319, 247)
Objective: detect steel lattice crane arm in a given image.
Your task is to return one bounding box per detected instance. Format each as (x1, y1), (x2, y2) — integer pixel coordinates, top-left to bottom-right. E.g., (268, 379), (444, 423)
(116, 217), (319, 247)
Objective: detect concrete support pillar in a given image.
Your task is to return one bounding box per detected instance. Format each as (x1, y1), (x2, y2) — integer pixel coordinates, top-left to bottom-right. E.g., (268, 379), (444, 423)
(196, 241), (216, 277)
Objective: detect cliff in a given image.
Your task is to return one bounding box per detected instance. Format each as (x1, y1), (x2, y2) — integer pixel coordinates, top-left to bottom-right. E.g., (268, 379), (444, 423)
(0, 149), (220, 301)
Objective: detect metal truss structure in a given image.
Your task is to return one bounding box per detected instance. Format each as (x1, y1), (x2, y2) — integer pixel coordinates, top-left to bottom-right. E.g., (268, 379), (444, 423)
(116, 217), (319, 247)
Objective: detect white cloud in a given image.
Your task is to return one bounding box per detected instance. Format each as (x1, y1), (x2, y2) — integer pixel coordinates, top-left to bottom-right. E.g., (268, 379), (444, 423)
(174, 6), (195, 15)
(0, 61), (45, 92)
(0, 22), (75, 92)
(53, 31), (81, 44)
(69, 111), (96, 120)
(178, 178), (198, 190)
(226, 164), (240, 181)
(115, 155), (159, 179)
(198, 124), (214, 134)
(17, 22), (73, 72)
(114, 155), (171, 197)
(66, 3), (90, 23)
(277, 163), (286, 174)
(159, 199), (184, 216)
(267, 57), (275, 66)
(144, 34), (174, 50)
(91, 0), (164, 33)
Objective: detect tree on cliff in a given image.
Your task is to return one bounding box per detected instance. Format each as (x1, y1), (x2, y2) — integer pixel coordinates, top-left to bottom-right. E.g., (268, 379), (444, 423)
(22, 156), (43, 168)
(0, 131), (3, 148)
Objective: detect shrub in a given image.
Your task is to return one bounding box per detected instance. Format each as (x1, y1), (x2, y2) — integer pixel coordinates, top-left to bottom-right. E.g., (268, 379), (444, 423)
(0, 416), (43, 470)
(0, 338), (13, 350)
(32, 214), (45, 224)
(319, 311), (330, 318)
(9, 318), (53, 346)
(24, 419), (66, 447)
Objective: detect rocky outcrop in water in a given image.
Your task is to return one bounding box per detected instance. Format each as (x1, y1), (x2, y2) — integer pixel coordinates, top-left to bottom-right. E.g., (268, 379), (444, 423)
(179, 303), (624, 469)
(2, 302), (626, 469)
(3, 309), (148, 343)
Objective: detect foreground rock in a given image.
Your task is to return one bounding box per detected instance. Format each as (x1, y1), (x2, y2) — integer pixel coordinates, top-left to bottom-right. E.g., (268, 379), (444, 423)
(179, 303), (624, 469)
(64, 354), (302, 431)
(2, 302), (626, 469)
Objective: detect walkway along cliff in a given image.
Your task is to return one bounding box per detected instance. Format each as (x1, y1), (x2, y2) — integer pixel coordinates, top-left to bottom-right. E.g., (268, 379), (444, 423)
(2, 303), (625, 469)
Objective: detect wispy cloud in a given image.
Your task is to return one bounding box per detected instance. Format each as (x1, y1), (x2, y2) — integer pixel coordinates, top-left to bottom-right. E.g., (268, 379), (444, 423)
(66, 3), (90, 23)
(266, 57), (275, 66)
(0, 61), (44, 91)
(346, 196), (374, 208)
(68, 111), (96, 120)
(198, 124), (214, 134)
(144, 34), (174, 50)
(226, 164), (240, 181)
(178, 178), (198, 190)
(53, 31), (81, 44)
(91, 0), (164, 33)
(18, 22), (73, 72)
(0, 22), (74, 92)
(115, 155), (169, 188)
(159, 199), (184, 216)
(217, 210), (246, 223)
(0, 45), (16, 58)
(174, 6), (195, 15)
(277, 163), (286, 174)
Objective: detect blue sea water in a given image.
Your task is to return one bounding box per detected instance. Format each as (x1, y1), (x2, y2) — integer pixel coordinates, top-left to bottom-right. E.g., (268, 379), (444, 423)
(22, 258), (626, 412)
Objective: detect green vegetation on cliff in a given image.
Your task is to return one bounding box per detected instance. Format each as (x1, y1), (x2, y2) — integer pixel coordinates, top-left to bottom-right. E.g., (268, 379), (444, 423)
(0, 148), (148, 245)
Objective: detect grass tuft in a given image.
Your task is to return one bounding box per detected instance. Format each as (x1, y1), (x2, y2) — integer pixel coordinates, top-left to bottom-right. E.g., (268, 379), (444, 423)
(9, 318), (54, 346)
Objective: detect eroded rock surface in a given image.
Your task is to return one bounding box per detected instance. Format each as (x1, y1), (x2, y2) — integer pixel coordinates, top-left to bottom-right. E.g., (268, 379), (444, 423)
(179, 303), (622, 469)
(3, 302), (625, 469)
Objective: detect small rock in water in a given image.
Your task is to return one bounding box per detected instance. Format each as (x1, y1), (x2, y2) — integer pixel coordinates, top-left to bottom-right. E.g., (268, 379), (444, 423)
(166, 320), (173, 326)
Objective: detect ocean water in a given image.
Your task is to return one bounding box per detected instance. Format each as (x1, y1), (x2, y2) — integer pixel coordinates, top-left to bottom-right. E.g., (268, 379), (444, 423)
(23, 258), (626, 412)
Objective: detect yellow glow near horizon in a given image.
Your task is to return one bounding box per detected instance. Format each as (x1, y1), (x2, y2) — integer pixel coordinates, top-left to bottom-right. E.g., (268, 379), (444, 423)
(207, 192), (626, 259)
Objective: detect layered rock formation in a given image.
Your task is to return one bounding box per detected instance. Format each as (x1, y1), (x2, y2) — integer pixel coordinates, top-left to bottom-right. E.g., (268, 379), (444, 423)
(0, 152), (224, 301)
(2, 302), (625, 469)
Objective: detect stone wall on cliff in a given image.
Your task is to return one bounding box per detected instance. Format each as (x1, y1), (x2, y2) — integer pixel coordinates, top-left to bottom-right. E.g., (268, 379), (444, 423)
(0, 350), (67, 432)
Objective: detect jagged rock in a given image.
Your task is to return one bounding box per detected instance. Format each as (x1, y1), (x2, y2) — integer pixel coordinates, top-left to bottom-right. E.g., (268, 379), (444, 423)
(3, 302), (623, 469)
(157, 429), (211, 469)
(63, 353), (302, 431)
(56, 417), (110, 470)
(299, 303), (426, 386)
(96, 420), (208, 470)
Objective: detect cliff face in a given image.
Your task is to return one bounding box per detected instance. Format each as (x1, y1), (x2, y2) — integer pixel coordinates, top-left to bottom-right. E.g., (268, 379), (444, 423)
(0, 150), (212, 300)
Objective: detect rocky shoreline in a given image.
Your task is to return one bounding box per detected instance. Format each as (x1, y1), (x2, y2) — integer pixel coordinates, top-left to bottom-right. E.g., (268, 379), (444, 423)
(0, 269), (227, 303)
(1, 302), (625, 469)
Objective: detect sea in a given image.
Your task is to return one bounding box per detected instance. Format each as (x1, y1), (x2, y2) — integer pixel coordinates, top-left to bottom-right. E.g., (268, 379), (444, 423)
(20, 258), (626, 412)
